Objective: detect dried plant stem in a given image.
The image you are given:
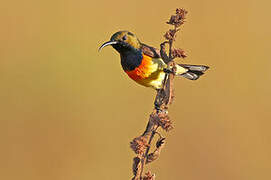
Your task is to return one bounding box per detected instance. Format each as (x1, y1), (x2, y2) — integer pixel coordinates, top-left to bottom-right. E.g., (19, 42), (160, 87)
(131, 63), (174, 180)
(140, 125), (159, 178)
(130, 8), (188, 180)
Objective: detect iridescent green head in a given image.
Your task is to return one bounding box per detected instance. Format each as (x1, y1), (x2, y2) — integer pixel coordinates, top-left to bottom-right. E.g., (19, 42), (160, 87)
(99, 31), (141, 53)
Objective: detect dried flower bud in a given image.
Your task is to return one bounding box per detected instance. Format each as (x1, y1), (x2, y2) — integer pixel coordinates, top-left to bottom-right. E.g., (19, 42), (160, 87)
(171, 48), (187, 58)
(164, 29), (177, 41)
(176, 8), (188, 16)
(143, 171), (155, 180)
(167, 8), (188, 27)
(151, 112), (173, 131)
(159, 112), (173, 131)
(130, 136), (149, 155)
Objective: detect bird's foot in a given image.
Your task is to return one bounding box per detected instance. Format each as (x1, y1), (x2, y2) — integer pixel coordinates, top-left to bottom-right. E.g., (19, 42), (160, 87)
(163, 68), (174, 74)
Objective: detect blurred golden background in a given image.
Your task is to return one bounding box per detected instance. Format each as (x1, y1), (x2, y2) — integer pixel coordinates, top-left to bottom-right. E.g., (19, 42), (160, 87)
(1, 0), (270, 179)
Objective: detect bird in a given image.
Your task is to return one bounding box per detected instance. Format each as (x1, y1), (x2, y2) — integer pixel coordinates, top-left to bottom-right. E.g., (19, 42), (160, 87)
(99, 31), (209, 90)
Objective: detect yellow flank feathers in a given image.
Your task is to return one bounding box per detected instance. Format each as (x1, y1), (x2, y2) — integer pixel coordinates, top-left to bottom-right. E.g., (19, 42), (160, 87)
(127, 56), (188, 89)
(135, 58), (166, 89)
(141, 59), (188, 89)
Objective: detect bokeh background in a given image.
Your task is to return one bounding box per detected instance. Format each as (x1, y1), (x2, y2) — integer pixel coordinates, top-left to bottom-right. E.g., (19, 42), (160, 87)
(1, 0), (270, 180)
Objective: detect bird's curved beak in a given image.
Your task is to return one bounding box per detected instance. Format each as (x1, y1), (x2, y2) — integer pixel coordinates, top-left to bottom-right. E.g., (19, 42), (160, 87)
(98, 41), (118, 51)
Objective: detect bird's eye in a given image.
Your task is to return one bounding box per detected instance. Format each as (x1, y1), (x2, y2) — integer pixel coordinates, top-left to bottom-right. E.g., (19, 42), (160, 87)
(122, 35), (127, 41)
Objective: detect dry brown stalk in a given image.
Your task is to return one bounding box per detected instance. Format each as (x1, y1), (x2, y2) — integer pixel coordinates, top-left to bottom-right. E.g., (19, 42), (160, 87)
(131, 8), (188, 180)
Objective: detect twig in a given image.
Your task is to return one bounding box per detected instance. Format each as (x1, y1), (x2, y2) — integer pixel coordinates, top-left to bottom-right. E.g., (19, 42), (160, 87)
(140, 125), (159, 178)
(130, 8), (188, 180)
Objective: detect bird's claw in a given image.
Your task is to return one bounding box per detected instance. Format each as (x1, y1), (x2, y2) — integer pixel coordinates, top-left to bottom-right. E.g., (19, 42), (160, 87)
(163, 68), (174, 74)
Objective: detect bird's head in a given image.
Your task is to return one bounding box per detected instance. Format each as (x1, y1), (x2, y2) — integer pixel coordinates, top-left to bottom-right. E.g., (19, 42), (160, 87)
(99, 31), (141, 54)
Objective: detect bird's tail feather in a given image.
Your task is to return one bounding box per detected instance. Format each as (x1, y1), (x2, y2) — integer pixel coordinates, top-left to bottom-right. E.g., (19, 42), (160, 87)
(179, 64), (209, 80)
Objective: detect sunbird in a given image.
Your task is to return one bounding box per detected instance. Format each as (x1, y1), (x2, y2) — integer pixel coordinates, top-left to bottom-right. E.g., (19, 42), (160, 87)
(99, 31), (209, 89)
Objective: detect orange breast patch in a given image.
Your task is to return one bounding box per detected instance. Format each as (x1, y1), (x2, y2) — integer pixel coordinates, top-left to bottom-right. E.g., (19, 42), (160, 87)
(125, 54), (154, 81)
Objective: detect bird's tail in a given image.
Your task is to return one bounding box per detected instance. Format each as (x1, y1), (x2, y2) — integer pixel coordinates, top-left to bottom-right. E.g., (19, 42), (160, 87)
(178, 64), (209, 80)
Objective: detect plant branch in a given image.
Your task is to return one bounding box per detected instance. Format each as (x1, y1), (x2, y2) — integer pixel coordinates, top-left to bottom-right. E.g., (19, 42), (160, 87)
(130, 8), (188, 180)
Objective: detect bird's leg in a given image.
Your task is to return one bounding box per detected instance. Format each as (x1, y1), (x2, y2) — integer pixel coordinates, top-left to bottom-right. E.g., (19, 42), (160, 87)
(163, 68), (174, 74)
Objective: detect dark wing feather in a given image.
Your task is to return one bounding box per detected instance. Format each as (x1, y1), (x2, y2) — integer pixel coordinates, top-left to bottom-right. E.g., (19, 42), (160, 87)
(140, 43), (161, 58)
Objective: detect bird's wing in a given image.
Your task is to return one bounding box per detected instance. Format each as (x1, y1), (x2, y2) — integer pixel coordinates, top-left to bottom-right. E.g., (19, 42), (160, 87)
(140, 43), (161, 58)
